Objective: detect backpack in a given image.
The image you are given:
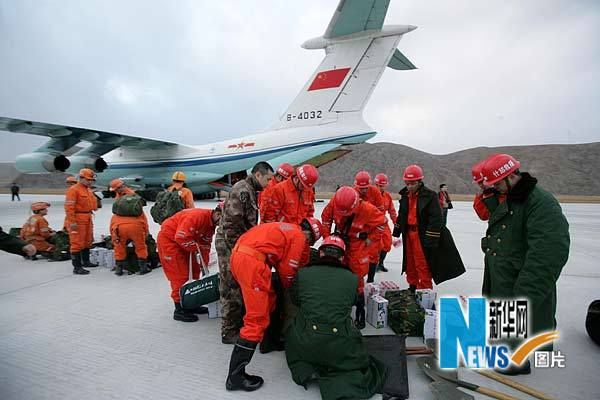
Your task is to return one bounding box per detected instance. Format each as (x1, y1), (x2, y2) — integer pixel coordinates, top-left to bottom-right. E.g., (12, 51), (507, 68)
(150, 190), (184, 224)
(385, 289), (426, 336)
(112, 195), (145, 217)
(48, 231), (71, 261)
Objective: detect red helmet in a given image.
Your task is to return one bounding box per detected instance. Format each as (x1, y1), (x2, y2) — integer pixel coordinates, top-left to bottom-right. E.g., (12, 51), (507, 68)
(109, 178), (125, 191)
(65, 176), (77, 185)
(354, 171), (371, 188)
(403, 164), (424, 181)
(374, 173), (389, 186)
(319, 235), (346, 253)
(276, 163), (294, 179)
(31, 202), (50, 212)
(79, 168), (96, 181)
(482, 154), (521, 185)
(296, 164), (318, 188)
(333, 186), (360, 216)
(303, 217), (323, 242)
(471, 160), (486, 183)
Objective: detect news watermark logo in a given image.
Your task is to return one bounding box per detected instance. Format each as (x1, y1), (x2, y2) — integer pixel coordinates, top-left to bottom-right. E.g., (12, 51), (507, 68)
(439, 297), (564, 370)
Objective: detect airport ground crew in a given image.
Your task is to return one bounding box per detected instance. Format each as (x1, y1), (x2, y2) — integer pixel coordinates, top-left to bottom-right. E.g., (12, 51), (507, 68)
(20, 202), (55, 255)
(480, 154), (569, 375)
(0, 226), (35, 257)
(63, 176), (77, 230)
(322, 186), (386, 329)
(258, 162), (294, 217)
(393, 165), (465, 291)
(65, 168), (98, 275)
(354, 171), (385, 282)
(471, 160), (504, 221)
(285, 235), (387, 399)
(168, 171), (195, 209)
(217, 161), (274, 344)
(158, 206), (222, 322)
(225, 219), (321, 392)
(109, 179), (150, 276)
(438, 183), (452, 226)
(261, 164), (318, 224)
(10, 182), (20, 201)
(374, 173), (397, 273)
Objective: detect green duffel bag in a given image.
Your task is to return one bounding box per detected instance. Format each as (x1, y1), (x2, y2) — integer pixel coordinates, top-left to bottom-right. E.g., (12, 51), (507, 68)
(180, 273), (220, 309)
(47, 231), (71, 261)
(112, 194), (145, 217)
(385, 289), (425, 337)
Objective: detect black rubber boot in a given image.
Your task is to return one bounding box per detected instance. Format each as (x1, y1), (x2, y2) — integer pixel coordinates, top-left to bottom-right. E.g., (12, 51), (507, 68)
(80, 248), (97, 268)
(222, 332), (239, 345)
(71, 252), (90, 275)
(377, 251), (389, 272)
(354, 296), (366, 330)
(226, 339), (264, 391)
(114, 261), (125, 276)
(496, 360), (531, 376)
(173, 302), (198, 322)
(366, 263), (377, 283)
(259, 312), (285, 354)
(138, 259), (151, 275)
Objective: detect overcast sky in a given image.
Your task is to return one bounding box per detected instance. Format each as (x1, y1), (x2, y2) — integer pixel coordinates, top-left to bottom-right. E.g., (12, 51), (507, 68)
(1, 0), (599, 161)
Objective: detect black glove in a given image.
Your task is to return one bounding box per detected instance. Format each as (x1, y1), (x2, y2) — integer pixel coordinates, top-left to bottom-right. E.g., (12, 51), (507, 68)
(357, 232), (368, 240)
(392, 225), (401, 238)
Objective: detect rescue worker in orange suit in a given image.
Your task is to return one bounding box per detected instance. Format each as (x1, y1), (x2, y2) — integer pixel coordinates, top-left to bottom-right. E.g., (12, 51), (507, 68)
(63, 176), (77, 231)
(353, 171), (385, 284)
(168, 171), (195, 209)
(374, 173), (397, 273)
(261, 164), (318, 224)
(157, 205), (222, 322)
(321, 186), (386, 329)
(65, 168), (98, 275)
(225, 218), (322, 392)
(258, 162), (294, 218)
(472, 159), (505, 221)
(21, 202), (56, 256)
(109, 179), (151, 276)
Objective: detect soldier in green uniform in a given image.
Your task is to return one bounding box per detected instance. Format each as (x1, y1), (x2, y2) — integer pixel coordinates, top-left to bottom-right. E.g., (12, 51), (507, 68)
(216, 162), (274, 344)
(480, 154), (570, 375)
(0, 226), (36, 257)
(285, 235), (387, 400)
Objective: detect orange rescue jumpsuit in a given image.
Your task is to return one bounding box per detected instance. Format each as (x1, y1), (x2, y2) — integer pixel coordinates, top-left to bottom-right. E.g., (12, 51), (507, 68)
(65, 183), (97, 253)
(381, 190), (397, 252)
(110, 187), (149, 261)
(230, 222), (310, 343)
(356, 185), (385, 263)
(157, 208), (215, 303)
(321, 200), (386, 294)
(167, 184), (195, 209)
(258, 178), (278, 217)
(21, 214), (55, 252)
(405, 191), (433, 289)
(261, 178), (315, 224)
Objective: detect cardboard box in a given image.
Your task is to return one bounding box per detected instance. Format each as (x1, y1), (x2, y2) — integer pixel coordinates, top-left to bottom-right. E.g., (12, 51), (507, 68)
(207, 301), (222, 319)
(424, 309), (438, 341)
(103, 249), (116, 269)
(415, 289), (437, 310)
(379, 280), (401, 295)
(366, 295), (388, 329)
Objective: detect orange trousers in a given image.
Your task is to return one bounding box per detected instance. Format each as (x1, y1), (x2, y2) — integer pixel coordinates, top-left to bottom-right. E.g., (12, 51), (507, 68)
(405, 230), (433, 289)
(27, 238), (55, 253)
(381, 225), (392, 252)
(157, 232), (200, 303)
(69, 215), (93, 253)
(110, 221), (148, 261)
(346, 248), (370, 295)
(231, 252), (276, 343)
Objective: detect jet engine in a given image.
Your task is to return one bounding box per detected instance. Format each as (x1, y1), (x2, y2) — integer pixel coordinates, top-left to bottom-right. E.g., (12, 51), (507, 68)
(67, 155), (108, 172)
(15, 152), (70, 173)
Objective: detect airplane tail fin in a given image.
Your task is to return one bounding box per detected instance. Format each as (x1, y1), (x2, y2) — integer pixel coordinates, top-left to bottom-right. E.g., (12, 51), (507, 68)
(272, 0), (417, 130)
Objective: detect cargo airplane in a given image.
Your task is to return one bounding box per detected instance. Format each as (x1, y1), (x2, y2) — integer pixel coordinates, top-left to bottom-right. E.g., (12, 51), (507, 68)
(1, 0), (417, 199)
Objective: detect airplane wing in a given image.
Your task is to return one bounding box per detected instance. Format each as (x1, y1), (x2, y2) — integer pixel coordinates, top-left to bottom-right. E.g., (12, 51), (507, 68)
(324, 0), (391, 38)
(0, 117), (178, 149)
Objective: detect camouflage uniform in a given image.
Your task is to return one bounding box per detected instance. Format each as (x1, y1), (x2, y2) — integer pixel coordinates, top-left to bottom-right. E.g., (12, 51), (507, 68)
(216, 176), (262, 339)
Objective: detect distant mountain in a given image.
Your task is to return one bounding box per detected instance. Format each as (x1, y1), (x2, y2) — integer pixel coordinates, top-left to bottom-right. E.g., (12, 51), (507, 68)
(3, 142), (599, 196)
(315, 142), (600, 196)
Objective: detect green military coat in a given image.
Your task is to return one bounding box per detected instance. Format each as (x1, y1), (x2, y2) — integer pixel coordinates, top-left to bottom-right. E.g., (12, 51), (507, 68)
(0, 226), (28, 256)
(285, 261), (386, 400)
(482, 173), (570, 340)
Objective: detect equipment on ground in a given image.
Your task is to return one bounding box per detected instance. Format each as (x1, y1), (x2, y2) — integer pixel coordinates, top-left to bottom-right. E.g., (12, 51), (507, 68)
(179, 248), (219, 309)
(385, 289), (425, 336)
(362, 335), (409, 400)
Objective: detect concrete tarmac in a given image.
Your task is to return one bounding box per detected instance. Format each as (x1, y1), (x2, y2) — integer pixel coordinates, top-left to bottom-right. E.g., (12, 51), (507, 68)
(0, 195), (598, 399)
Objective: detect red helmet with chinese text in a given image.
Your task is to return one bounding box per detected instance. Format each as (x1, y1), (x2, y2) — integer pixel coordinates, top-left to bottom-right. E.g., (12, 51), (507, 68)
(333, 186), (360, 216)
(402, 165), (424, 181)
(354, 171), (371, 188)
(276, 163), (294, 179)
(302, 217), (323, 243)
(471, 160), (486, 183)
(319, 235), (346, 253)
(482, 154), (521, 186)
(374, 173), (389, 186)
(296, 164), (318, 188)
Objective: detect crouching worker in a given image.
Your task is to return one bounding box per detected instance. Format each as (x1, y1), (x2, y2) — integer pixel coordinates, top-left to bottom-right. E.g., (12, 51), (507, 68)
(21, 202), (56, 258)
(157, 205), (222, 322)
(285, 236), (387, 399)
(225, 219), (322, 392)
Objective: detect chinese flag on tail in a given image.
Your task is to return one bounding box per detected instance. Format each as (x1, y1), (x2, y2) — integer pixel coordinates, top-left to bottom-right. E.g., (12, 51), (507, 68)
(308, 67), (351, 91)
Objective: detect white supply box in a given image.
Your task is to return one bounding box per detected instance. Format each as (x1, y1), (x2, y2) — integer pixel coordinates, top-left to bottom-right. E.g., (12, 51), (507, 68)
(207, 301), (222, 319)
(366, 295), (388, 329)
(103, 249), (116, 269)
(424, 309), (438, 341)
